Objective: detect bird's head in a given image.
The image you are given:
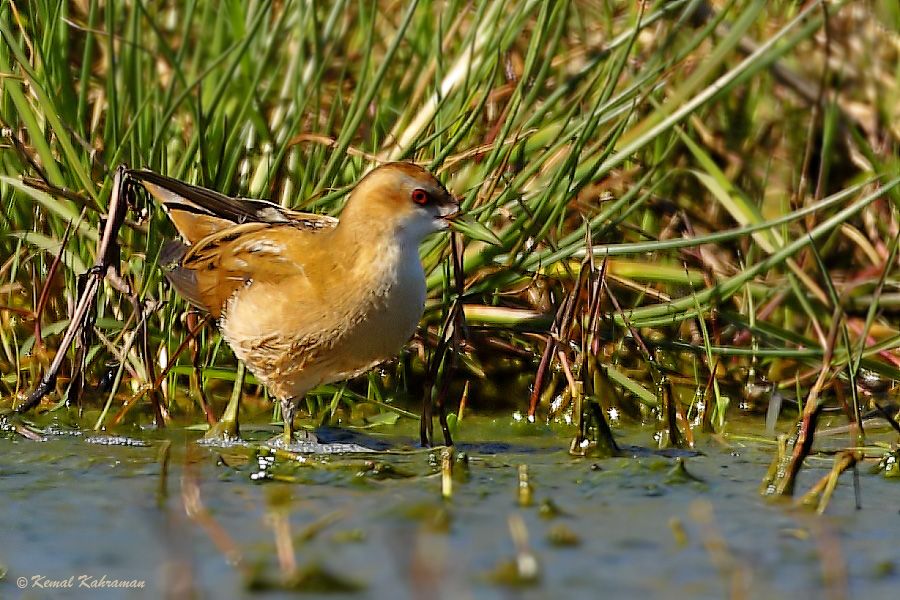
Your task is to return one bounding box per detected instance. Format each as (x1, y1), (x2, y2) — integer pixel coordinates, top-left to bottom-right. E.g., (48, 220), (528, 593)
(341, 162), (459, 242)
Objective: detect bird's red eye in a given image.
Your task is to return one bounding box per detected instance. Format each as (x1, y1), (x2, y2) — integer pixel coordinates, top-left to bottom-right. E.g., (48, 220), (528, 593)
(412, 188), (428, 205)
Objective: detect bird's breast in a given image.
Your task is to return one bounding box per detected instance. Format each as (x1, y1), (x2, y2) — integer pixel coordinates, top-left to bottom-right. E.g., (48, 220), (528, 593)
(342, 242), (426, 363)
(218, 236), (427, 398)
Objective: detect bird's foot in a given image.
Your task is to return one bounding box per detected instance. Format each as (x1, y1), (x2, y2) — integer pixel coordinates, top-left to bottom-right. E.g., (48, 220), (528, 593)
(273, 397), (297, 447)
(203, 416), (240, 441)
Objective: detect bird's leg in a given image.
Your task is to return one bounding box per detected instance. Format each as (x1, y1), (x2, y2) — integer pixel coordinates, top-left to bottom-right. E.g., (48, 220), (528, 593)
(281, 397), (296, 445)
(204, 362), (243, 440)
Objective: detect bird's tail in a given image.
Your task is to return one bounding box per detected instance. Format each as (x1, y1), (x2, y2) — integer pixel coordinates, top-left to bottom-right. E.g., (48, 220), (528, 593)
(128, 170), (292, 245)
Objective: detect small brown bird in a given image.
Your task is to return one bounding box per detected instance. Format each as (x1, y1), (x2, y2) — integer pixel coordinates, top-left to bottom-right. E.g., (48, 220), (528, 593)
(132, 163), (459, 443)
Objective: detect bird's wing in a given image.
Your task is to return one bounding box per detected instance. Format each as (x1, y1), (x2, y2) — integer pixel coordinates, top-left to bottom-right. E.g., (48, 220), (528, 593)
(129, 169), (337, 244)
(164, 223), (333, 318)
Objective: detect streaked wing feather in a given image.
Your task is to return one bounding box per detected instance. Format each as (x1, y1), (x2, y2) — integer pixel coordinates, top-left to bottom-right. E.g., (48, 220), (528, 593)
(177, 223), (322, 317)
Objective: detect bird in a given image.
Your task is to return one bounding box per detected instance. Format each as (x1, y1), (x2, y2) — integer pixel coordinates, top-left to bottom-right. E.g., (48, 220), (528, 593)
(130, 162), (459, 444)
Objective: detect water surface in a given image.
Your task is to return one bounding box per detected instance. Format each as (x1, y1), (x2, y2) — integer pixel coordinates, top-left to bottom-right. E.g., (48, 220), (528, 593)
(1, 415), (897, 599)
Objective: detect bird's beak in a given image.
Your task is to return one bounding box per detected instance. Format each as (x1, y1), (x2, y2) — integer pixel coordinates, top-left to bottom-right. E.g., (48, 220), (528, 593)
(438, 196), (461, 222)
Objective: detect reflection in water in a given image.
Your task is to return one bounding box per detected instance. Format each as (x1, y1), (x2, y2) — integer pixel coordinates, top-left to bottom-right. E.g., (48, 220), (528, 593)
(0, 416), (897, 598)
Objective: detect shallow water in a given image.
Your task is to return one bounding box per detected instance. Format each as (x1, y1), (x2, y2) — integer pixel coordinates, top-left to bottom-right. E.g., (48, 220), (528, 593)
(1, 415), (898, 599)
